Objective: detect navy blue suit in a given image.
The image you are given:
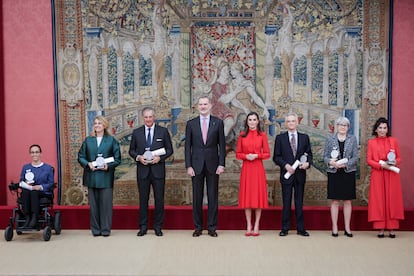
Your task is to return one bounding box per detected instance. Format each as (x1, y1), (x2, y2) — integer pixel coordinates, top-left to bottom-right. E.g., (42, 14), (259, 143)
(185, 115), (225, 231)
(273, 131), (313, 232)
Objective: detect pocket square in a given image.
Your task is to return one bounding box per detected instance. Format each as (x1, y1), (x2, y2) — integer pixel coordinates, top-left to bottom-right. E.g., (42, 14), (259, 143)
(156, 138), (163, 142)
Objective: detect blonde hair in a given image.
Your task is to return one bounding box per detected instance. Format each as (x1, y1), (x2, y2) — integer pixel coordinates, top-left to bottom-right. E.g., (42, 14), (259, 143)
(90, 115), (111, 136)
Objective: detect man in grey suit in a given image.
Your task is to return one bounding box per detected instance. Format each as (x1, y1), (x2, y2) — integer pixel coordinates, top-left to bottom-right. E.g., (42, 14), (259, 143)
(129, 107), (173, 237)
(273, 112), (313, 237)
(185, 96), (226, 237)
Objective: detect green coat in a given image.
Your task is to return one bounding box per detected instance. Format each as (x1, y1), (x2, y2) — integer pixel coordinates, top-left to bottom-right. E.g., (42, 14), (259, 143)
(78, 135), (121, 189)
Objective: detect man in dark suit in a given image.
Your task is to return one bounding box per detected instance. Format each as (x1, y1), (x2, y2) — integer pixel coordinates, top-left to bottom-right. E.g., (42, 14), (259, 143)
(185, 96), (226, 237)
(129, 107), (173, 237)
(273, 112), (313, 237)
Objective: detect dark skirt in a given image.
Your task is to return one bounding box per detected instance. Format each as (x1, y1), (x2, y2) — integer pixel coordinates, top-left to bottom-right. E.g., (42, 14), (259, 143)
(327, 170), (356, 200)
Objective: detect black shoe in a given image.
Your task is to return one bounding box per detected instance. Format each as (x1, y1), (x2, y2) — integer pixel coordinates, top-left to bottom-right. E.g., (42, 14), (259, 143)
(377, 233), (385, 238)
(137, 229), (147, 236)
(332, 232), (339, 237)
(92, 233), (101, 237)
(208, 230), (218, 237)
(297, 230), (310, 237)
(344, 231), (353, 238)
(22, 217), (31, 228)
(192, 230), (202, 237)
(155, 229), (163, 237)
(28, 214), (38, 228)
(102, 232), (110, 237)
(389, 233), (396, 238)
(279, 230), (288, 237)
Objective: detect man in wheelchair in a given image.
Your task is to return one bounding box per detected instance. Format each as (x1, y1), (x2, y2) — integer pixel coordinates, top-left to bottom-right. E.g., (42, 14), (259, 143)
(18, 144), (54, 228)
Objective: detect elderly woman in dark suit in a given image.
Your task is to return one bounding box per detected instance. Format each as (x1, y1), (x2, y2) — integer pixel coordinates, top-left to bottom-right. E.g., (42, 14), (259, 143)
(78, 115), (121, 237)
(323, 116), (358, 237)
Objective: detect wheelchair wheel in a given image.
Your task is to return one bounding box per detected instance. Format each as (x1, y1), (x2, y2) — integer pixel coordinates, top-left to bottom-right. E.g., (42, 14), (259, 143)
(43, 226), (52, 241)
(53, 211), (62, 235)
(4, 226), (13, 241)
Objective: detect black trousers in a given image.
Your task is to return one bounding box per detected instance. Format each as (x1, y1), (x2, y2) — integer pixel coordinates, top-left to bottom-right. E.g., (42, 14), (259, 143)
(137, 173), (165, 231)
(21, 189), (42, 215)
(192, 165), (219, 232)
(281, 178), (305, 232)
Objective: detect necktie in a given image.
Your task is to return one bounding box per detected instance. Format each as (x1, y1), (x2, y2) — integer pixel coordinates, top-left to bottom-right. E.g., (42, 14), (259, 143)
(202, 117), (208, 144)
(146, 128), (152, 148)
(290, 134), (296, 157)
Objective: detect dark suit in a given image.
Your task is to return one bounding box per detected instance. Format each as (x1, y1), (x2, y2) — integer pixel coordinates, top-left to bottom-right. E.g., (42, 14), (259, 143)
(129, 124), (173, 231)
(273, 131), (313, 232)
(185, 115), (225, 231)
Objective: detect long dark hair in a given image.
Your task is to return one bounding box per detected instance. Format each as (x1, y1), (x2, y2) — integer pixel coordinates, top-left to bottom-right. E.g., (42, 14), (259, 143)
(241, 112), (264, 137)
(372, 117), (391, 137)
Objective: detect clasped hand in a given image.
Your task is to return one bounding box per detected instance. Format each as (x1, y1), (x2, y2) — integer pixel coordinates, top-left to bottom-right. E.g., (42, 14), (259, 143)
(137, 155), (160, 165)
(246, 153), (258, 161)
(88, 162), (108, 171)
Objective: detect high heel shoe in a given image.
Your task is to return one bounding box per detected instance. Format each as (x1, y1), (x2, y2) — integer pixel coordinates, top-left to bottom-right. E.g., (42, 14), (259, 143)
(331, 232), (339, 237)
(344, 231), (353, 238)
(252, 231), (260, 237)
(245, 231), (252, 237)
(389, 232), (396, 238)
(377, 230), (385, 238)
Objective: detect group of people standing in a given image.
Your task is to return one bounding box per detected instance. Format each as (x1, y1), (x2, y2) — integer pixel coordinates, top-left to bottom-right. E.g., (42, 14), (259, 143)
(18, 96), (405, 239)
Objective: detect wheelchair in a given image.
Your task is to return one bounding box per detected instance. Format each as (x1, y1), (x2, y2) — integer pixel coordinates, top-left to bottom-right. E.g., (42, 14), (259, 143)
(4, 182), (62, 241)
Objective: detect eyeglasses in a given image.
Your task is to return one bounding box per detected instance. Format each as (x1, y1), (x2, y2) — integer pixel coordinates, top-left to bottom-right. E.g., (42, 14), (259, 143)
(30, 151), (41, 154)
(337, 124), (348, 127)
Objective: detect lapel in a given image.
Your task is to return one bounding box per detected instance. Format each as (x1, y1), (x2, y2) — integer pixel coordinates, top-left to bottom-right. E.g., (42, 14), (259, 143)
(207, 116), (216, 141)
(196, 116), (203, 140)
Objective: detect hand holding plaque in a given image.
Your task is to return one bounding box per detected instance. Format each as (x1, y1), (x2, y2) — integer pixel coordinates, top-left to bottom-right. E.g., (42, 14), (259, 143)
(142, 148), (166, 164)
(91, 154), (115, 169)
(284, 154), (308, 179)
(379, 160), (400, 174)
(329, 149), (339, 168)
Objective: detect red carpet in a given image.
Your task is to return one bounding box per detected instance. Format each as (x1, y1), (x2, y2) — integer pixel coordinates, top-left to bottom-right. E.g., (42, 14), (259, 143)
(1, 205), (413, 231)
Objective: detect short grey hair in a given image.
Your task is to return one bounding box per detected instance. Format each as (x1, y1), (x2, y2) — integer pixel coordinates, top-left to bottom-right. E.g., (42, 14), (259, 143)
(285, 112), (298, 121)
(141, 106), (155, 116)
(335, 116), (350, 126)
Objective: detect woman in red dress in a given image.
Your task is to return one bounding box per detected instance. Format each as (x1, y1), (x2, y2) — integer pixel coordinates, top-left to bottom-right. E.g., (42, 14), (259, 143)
(367, 117), (404, 238)
(236, 112), (270, 236)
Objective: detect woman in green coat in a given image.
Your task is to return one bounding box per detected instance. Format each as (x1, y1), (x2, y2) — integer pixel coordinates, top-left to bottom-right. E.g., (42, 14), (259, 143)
(78, 115), (121, 237)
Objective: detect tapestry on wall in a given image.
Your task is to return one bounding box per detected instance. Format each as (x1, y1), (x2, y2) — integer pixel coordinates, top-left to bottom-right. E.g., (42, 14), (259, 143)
(53, 0), (390, 206)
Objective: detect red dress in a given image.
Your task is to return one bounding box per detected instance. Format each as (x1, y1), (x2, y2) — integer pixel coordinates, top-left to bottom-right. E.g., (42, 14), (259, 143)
(367, 136), (404, 229)
(236, 130), (270, 208)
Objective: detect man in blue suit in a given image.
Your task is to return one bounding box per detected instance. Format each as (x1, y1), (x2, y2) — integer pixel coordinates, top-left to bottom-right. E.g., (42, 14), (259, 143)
(273, 112), (313, 237)
(185, 96), (226, 237)
(129, 107), (173, 237)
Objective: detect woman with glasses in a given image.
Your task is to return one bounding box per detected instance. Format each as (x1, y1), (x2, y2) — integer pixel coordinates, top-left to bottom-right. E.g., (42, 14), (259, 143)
(323, 117), (358, 237)
(19, 144), (54, 228)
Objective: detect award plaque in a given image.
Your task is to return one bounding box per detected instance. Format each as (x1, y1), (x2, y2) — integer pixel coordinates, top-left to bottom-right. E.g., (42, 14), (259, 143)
(142, 148), (166, 164)
(25, 170), (35, 184)
(387, 150), (396, 165)
(330, 149), (339, 160)
(143, 149), (154, 163)
(299, 153), (308, 164)
(95, 154), (105, 169)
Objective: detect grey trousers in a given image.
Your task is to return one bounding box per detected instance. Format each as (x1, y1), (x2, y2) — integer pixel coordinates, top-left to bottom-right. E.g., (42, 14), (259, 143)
(88, 187), (113, 236)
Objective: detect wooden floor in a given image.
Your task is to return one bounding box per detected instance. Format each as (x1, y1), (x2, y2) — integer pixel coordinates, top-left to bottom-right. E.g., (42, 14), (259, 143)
(1, 229), (414, 276)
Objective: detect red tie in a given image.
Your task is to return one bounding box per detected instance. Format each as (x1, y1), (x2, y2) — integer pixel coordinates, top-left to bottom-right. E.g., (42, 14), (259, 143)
(202, 117), (208, 144)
